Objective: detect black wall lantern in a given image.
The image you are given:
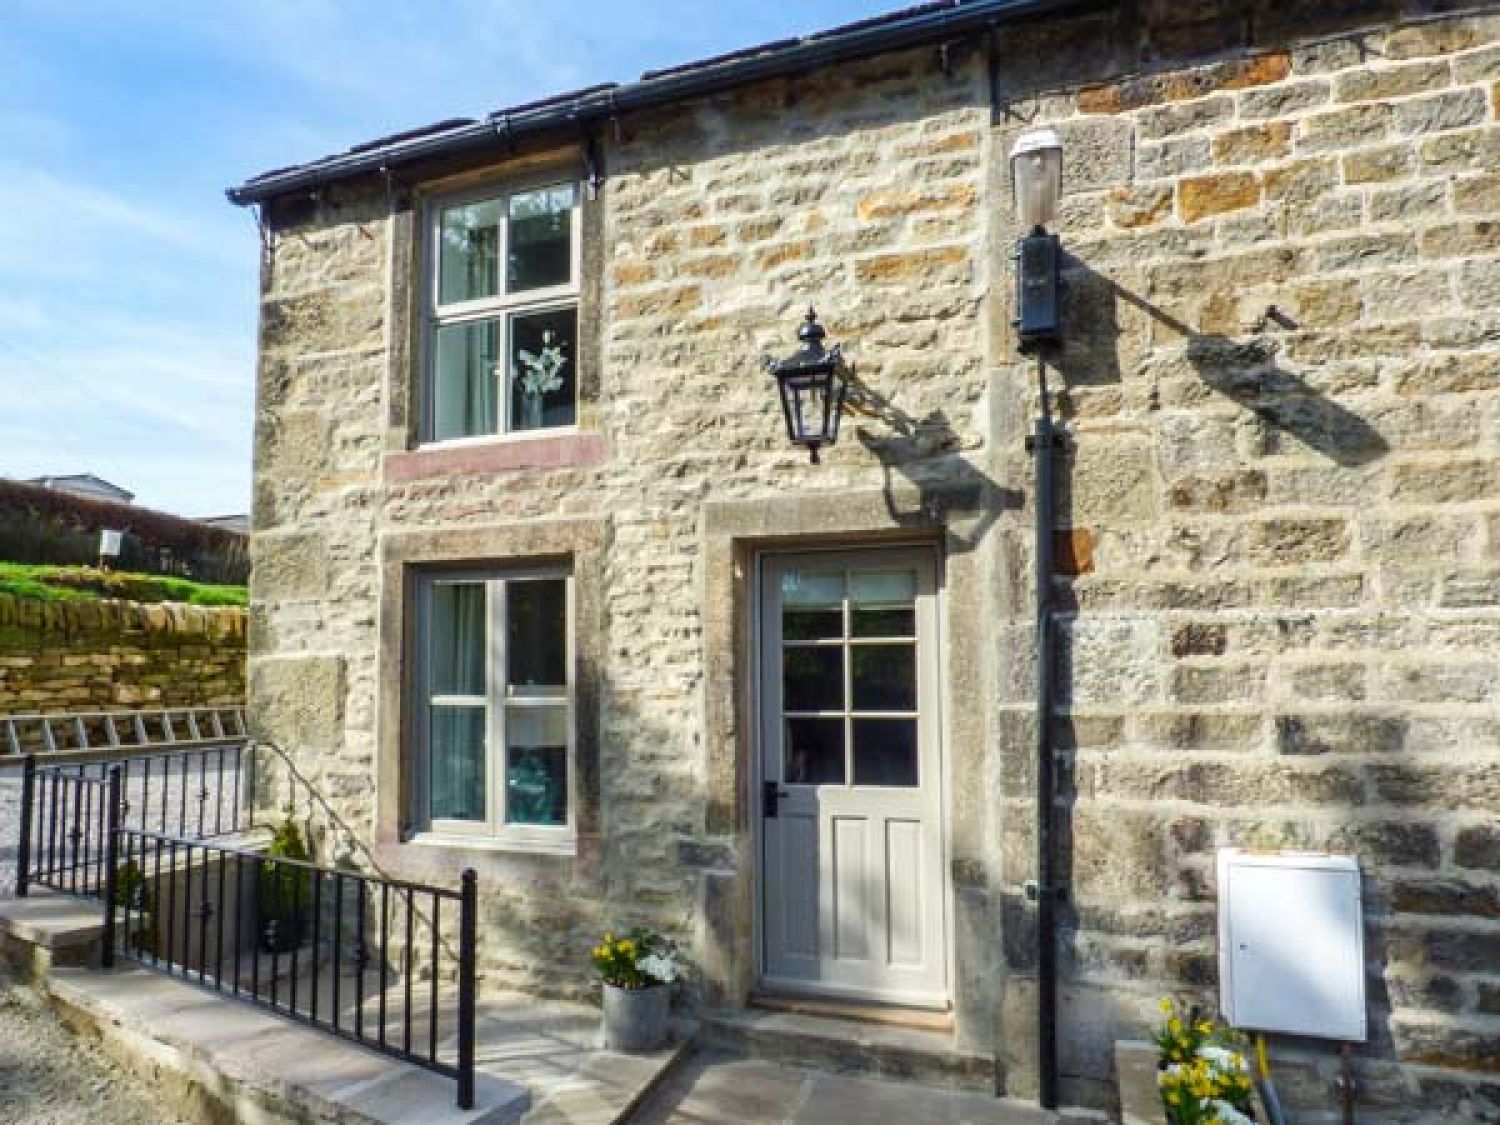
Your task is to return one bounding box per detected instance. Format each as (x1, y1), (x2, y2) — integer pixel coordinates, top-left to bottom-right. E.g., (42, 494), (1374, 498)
(1010, 128), (1065, 348)
(765, 307), (851, 463)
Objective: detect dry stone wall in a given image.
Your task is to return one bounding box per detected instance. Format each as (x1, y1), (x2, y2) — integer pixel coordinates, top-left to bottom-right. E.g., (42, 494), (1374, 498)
(0, 594), (246, 714)
(249, 1), (1500, 1119)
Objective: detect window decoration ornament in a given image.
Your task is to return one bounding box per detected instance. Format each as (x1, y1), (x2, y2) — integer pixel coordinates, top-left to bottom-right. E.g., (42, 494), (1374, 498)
(511, 330), (570, 433)
(764, 307), (851, 464)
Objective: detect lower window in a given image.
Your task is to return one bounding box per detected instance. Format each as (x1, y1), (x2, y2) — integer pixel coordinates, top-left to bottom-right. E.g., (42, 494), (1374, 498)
(415, 567), (573, 844)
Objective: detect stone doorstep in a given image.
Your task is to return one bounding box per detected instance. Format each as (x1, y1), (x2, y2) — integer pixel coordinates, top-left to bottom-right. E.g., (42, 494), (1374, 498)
(695, 1005), (998, 1094)
(46, 964), (530, 1125)
(0, 889), (105, 953)
(0, 889), (106, 981)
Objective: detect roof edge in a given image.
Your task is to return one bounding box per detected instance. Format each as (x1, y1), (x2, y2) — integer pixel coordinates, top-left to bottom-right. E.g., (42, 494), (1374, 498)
(227, 0), (1103, 206)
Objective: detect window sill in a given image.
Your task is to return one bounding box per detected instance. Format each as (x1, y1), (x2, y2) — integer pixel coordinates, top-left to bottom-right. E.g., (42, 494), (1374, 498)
(386, 431), (606, 482)
(405, 830), (577, 857)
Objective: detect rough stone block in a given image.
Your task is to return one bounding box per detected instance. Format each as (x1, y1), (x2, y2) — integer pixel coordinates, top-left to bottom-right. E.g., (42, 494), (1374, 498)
(1335, 59), (1452, 102)
(250, 533), (329, 602)
(1178, 171), (1261, 222)
(1058, 616), (1166, 706)
(1238, 79), (1331, 118)
(1393, 88), (1489, 135)
(249, 655), (345, 749)
(1385, 14), (1500, 60)
(1211, 121), (1292, 163)
(1455, 826), (1500, 871)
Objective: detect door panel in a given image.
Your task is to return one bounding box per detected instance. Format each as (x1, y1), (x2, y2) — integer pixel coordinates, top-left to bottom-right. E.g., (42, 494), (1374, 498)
(759, 547), (947, 1009)
(886, 818), (923, 967)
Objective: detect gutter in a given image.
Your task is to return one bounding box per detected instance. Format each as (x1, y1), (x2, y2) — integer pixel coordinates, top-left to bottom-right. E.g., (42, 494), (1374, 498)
(226, 0), (1104, 205)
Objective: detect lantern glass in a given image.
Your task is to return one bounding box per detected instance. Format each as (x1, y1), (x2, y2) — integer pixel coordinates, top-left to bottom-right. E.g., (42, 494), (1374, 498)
(1011, 128), (1063, 230)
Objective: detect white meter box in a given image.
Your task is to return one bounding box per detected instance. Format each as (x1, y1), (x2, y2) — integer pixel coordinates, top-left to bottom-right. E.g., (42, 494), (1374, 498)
(1218, 849), (1367, 1042)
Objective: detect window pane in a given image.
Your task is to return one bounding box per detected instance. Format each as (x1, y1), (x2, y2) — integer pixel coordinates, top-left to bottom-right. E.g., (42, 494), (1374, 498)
(783, 646), (843, 712)
(508, 185), (575, 293)
(851, 644), (916, 711)
(852, 718), (918, 787)
(433, 319), (500, 439)
(505, 706), (568, 826)
(784, 717), (845, 785)
(850, 570), (917, 603)
(850, 569), (917, 638)
(507, 578), (566, 689)
(431, 705), (486, 820)
(509, 307), (577, 431)
(781, 570), (843, 640)
(430, 582), (485, 696)
(439, 197), (502, 304)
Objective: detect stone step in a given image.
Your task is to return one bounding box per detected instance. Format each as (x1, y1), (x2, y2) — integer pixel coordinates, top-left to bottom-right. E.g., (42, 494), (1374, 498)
(696, 1005), (998, 1094)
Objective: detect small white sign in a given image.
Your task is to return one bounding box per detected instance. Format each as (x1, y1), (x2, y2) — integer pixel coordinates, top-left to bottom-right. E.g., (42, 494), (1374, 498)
(1218, 848), (1367, 1042)
(99, 529), (124, 558)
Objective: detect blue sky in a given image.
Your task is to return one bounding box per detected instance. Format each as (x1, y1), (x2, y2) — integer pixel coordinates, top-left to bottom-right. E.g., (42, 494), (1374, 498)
(0, 1), (879, 517)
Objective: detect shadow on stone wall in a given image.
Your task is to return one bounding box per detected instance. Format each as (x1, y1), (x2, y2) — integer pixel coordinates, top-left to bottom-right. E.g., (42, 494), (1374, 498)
(1075, 263), (1391, 468)
(849, 379), (1022, 554)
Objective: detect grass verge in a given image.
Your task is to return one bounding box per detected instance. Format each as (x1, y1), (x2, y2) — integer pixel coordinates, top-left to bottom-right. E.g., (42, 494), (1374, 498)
(0, 563), (247, 607)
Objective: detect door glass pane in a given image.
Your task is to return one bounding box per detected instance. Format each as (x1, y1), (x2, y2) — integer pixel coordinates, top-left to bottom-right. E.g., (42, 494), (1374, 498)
(508, 184), (575, 292)
(783, 646), (843, 712)
(430, 705), (486, 820)
(438, 197), (502, 304)
(430, 582), (485, 695)
(851, 644), (916, 711)
(781, 570), (843, 640)
(509, 307), (577, 431)
(850, 569), (917, 638)
(505, 706), (568, 826)
(784, 717), (845, 785)
(852, 718), (918, 787)
(507, 578), (567, 690)
(433, 319), (500, 440)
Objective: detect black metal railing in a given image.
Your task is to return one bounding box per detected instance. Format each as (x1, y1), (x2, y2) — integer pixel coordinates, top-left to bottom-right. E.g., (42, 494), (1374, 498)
(16, 742), (255, 898)
(106, 828), (477, 1108)
(14, 755), (478, 1109)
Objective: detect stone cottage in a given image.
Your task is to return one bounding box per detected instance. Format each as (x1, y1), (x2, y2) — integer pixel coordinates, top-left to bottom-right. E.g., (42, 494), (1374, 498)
(233, 0), (1500, 1118)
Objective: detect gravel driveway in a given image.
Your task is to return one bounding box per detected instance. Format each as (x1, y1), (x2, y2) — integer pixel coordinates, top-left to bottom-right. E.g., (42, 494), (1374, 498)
(0, 971), (191, 1124)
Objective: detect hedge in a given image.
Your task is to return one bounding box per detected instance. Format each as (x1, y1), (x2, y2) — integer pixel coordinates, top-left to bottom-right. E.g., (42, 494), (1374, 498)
(0, 479), (248, 584)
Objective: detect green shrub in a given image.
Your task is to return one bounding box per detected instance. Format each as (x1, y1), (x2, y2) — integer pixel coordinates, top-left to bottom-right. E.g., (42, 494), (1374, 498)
(258, 815), (312, 954)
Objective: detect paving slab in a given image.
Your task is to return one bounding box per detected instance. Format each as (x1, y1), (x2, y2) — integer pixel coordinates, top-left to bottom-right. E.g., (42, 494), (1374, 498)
(629, 1051), (1063, 1125)
(40, 961), (686, 1125)
(49, 965), (528, 1124)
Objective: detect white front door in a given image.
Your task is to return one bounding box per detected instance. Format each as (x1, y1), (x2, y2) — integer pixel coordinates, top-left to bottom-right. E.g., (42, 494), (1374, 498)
(758, 547), (948, 1009)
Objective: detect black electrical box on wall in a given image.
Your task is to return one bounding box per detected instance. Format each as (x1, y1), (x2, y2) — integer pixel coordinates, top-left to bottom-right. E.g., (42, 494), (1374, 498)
(1015, 231), (1061, 346)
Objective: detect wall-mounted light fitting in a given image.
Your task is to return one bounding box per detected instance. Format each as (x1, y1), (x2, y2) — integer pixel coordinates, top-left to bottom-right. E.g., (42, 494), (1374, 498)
(765, 307), (851, 464)
(1010, 128), (1065, 348)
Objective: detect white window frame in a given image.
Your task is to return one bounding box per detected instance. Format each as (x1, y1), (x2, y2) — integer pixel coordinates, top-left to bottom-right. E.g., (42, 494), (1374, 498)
(412, 566), (577, 853)
(421, 176), (583, 446)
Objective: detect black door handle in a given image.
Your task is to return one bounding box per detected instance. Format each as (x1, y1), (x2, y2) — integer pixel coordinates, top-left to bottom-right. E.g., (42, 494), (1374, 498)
(763, 781), (788, 818)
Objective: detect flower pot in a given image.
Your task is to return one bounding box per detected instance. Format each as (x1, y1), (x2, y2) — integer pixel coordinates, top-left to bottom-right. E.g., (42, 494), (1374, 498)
(602, 982), (669, 1052)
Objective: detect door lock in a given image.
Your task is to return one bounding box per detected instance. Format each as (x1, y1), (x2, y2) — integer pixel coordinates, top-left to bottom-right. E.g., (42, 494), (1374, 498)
(763, 781), (789, 818)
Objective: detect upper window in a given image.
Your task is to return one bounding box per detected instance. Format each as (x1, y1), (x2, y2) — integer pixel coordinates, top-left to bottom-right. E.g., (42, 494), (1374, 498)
(425, 183), (580, 443)
(415, 567), (574, 846)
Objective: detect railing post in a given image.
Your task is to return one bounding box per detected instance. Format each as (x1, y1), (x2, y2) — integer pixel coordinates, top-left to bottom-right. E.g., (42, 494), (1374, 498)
(15, 755), (36, 898)
(457, 868), (477, 1110)
(100, 766), (123, 968)
(246, 743), (257, 829)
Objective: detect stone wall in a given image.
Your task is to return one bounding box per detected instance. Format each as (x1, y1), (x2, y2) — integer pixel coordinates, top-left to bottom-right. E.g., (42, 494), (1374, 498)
(0, 594), (246, 715)
(249, 1), (1500, 1119)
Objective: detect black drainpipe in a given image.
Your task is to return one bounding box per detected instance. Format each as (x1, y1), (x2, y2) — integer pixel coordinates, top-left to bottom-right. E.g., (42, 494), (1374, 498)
(1031, 352), (1060, 1109)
